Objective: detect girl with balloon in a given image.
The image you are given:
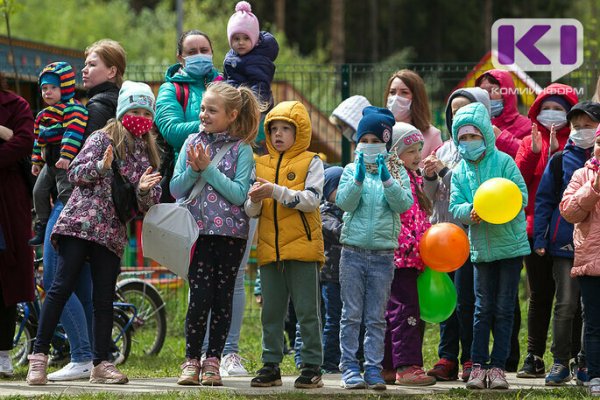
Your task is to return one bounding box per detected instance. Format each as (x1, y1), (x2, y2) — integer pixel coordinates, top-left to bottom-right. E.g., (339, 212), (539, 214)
(449, 102), (530, 390)
(380, 122), (436, 387)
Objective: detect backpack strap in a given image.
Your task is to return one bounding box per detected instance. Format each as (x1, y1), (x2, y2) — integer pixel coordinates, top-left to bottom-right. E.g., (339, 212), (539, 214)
(173, 82), (190, 111)
(550, 150), (564, 198)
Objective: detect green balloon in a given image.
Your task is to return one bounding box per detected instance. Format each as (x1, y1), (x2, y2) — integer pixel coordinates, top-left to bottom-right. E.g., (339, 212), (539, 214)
(417, 267), (457, 323)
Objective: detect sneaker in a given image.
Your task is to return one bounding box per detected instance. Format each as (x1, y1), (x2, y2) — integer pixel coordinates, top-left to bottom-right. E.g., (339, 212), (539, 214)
(295, 364), (323, 389)
(465, 363), (486, 390)
(48, 361), (93, 381)
(382, 369), (396, 384)
(487, 367), (509, 390)
(576, 367), (589, 386)
(29, 221), (47, 246)
(251, 363), (282, 387)
(461, 360), (473, 382)
(545, 362), (572, 386)
(26, 353), (49, 385)
(364, 367), (386, 390)
(516, 353), (545, 378)
(395, 365), (436, 386)
(201, 357), (222, 386)
(427, 358), (458, 381)
(590, 377), (600, 396)
(220, 353), (248, 376)
(341, 368), (366, 389)
(177, 358), (201, 385)
(89, 361), (128, 384)
(0, 352), (14, 378)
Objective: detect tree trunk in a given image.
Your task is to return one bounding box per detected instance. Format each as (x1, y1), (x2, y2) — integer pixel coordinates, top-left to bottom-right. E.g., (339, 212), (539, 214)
(275, 0), (285, 32)
(330, 0), (344, 63)
(4, 10), (20, 95)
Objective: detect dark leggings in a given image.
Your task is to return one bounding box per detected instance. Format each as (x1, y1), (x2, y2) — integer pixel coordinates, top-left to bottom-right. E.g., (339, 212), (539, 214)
(33, 236), (120, 365)
(0, 285), (17, 351)
(185, 235), (246, 360)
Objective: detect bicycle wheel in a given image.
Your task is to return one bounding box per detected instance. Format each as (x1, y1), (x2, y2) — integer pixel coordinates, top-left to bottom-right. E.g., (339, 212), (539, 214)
(12, 311), (35, 366)
(111, 311), (131, 365)
(116, 279), (167, 356)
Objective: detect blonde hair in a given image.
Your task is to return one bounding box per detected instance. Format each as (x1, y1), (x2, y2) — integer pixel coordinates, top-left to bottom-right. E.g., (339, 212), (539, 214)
(384, 69), (432, 133)
(85, 39), (127, 88)
(204, 82), (266, 144)
(103, 118), (161, 169)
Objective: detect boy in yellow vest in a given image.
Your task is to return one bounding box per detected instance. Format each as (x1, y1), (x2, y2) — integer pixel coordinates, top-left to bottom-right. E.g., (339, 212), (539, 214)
(245, 100), (325, 389)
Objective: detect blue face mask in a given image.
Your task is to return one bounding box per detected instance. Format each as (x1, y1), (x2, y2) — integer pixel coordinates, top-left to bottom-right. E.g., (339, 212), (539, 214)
(458, 139), (486, 161)
(184, 53), (213, 78)
(490, 99), (504, 118)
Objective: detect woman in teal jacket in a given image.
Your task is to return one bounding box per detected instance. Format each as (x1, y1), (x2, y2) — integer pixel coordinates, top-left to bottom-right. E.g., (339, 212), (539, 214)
(449, 102), (529, 390)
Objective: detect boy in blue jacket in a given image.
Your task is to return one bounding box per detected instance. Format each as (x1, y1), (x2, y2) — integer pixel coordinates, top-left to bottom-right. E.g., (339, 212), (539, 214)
(449, 102), (530, 390)
(534, 101), (600, 386)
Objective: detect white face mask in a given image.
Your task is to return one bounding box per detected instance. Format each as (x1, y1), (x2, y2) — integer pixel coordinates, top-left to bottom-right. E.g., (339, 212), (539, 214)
(387, 95), (411, 121)
(355, 142), (388, 163)
(537, 109), (568, 130)
(569, 128), (597, 149)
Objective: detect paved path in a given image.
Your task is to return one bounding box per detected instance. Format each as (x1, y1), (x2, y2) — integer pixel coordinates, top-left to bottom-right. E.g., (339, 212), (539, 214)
(0, 373), (575, 397)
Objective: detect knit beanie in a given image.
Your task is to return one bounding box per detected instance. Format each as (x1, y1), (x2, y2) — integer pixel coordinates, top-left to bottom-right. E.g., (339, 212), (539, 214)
(390, 122), (424, 155)
(330, 95), (371, 141)
(543, 95), (573, 113)
(355, 106), (395, 150)
(39, 73), (60, 88)
(116, 81), (156, 120)
(227, 1), (260, 49)
(323, 166), (343, 201)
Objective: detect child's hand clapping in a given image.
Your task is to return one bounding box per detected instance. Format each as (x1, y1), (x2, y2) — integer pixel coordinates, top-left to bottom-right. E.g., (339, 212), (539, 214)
(531, 123), (542, 154)
(248, 177), (274, 203)
(470, 208), (482, 224)
(187, 142), (211, 172)
(102, 144), (114, 170)
(354, 152), (366, 183)
(138, 167), (162, 193)
(594, 170), (600, 193)
(377, 154), (391, 182)
(423, 154), (444, 178)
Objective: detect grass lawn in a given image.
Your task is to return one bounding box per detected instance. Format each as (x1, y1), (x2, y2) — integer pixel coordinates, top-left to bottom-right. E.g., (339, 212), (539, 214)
(5, 269), (583, 399)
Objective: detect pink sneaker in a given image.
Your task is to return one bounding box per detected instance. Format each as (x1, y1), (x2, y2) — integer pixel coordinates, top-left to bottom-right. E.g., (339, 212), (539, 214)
(395, 365), (436, 386)
(89, 361), (128, 384)
(201, 357), (222, 386)
(26, 353), (48, 385)
(177, 358), (201, 385)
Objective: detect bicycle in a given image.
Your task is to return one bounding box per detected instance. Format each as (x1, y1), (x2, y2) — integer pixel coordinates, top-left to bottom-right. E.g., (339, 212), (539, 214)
(11, 257), (167, 366)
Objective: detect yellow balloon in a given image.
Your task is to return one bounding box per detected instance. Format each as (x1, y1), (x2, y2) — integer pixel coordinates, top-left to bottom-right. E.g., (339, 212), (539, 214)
(473, 178), (522, 224)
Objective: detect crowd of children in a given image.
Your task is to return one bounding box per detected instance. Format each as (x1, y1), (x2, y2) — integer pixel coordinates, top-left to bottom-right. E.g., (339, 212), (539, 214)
(6, 2), (600, 395)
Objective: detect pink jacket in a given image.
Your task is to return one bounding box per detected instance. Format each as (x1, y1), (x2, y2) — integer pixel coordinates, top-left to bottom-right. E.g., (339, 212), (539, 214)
(394, 171), (431, 271)
(421, 125), (443, 160)
(559, 159), (600, 277)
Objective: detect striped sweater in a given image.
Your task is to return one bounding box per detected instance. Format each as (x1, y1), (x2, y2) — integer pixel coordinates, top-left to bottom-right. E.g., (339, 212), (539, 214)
(32, 61), (88, 165)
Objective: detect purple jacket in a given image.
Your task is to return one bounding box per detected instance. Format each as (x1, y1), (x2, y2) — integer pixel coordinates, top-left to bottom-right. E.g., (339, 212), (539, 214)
(52, 131), (161, 257)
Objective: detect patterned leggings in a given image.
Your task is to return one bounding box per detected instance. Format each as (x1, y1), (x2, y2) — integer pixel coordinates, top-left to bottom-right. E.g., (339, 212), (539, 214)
(185, 235), (246, 360)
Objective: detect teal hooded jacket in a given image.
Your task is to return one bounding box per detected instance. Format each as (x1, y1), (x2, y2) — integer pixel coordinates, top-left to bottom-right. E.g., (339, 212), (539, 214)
(449, 102), (530, 263)
(155, 63), (219, 159)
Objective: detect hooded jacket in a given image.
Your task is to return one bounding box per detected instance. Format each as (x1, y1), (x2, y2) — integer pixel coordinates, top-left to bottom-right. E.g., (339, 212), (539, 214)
(516, 83), (579, 237)
(475, 69), (532, 158)
(449, 102), (530, 263)
(224, 31), (279, 108)
(534, 140), (591, 258)
(560, 159), (600, 277)
(84, 81), (119, 137)
(247, 101), (325, 266)
(32, 62), (88, 164)
(155, 63), (221, 160)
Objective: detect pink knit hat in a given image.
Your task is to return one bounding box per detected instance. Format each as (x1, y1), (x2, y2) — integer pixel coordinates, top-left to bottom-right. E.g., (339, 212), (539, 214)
(227, 1), (260, 49)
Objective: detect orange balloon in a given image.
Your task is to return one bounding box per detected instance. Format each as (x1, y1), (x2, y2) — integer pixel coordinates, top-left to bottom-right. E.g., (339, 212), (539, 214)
(419, 223), (470, 272)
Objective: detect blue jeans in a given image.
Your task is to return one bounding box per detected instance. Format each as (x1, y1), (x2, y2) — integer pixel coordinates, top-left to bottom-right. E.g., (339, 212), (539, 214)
(438, 259), (475, 364)
(339, 246), (394, 372)
(43, 202), (93, 363)
(321, 281), (342, 371)
(472, 256), (522, 369)
(578, 276), (600, 379)
(201, 218), (256, 356)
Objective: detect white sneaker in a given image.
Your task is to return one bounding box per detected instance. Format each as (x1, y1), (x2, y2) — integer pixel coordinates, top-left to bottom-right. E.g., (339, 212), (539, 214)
(0, 353), (14, 378)
(590, 377), (600, 396)
(48, 361), (93, 381)
(220, 353), (248, 376)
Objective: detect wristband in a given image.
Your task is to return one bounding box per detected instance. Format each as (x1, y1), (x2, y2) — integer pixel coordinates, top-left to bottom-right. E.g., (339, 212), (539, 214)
(438, 166), (450, 178)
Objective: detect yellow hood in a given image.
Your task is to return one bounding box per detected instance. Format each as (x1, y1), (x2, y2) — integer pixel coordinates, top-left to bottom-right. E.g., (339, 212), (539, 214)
(264, 101), (312, 159)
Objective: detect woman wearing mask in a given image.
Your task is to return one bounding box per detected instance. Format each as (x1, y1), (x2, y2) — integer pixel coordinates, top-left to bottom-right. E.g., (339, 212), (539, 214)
(384, 70), (442, 160)
(515, 84), (578, 379)
(476, 70), (532, 159)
